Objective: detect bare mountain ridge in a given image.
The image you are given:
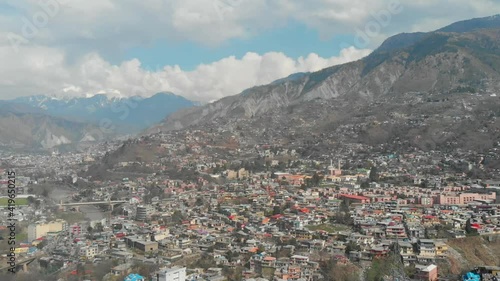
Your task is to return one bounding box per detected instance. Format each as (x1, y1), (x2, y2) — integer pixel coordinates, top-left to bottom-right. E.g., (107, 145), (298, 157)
(0, 103), (111, 150)
(152, 15), (500, 135)
(87, 16), (500, 179)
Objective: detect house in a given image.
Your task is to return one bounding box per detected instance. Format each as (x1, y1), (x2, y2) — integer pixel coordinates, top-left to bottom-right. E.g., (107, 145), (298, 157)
(418, 239), (436, 257)
(435, 241), (448, 256)
(290, 255), (309, 265)
(415, 264), (438, 281)
(112, 263), (133, 276)
(124, 237), (159, 252)
(339, 194), (370, 204)
(154, 267), (187, 281)
(124, 273), (146, 281)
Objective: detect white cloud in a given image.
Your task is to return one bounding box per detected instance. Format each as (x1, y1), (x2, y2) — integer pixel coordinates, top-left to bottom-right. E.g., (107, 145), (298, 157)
(0, 45), (371, 102)
(0, 0), (498, 101)
(4, 0), (498, 49)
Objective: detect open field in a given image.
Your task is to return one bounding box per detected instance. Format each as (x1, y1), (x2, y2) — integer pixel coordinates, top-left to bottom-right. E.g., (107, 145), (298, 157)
(0, 197), (28, 206)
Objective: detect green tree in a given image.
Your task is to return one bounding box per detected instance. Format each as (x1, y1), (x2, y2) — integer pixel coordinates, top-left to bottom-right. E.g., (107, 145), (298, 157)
(94, 223), (104, 234)
(465, 219), (478, 236)
(27, 196), (36, 205)
(345, 241), (361, 255)
(257, 245), (265, 254)
(336, 200), (353, 225)
(369, 166), (379, 182)
(365, 257), (391, 281)
(273, 205), (282, 215)
(312, 173), (322, 186)
(171, 210), (185, 224)
(195, 196), (204, 206)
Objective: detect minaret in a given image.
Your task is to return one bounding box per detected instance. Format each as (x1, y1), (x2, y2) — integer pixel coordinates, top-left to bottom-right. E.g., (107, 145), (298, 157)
(328, 159), (335, 176)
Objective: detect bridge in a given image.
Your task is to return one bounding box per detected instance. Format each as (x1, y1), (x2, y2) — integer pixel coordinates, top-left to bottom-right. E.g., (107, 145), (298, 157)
(0, 256), (37, 273)
(59, 200), (127, 211)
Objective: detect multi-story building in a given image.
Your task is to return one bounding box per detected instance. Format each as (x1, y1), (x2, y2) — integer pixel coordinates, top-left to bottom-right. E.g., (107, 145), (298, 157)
(437, 192), (496, 205)
(28, 220), (67, 241)
(290, 255), (309, 265)
(80, 244), (99, 259)
(420, 197), (433, 206)
(136, 205), (155, 221)
(154, 267), (186, 281)
(415, 264), (438, 281)
(418, 239), (436, 257)
(124, 236), (159, 253)
(69, 224), (82, 236)
(435, 241), (448, 256)
(386, 224), (407, 238)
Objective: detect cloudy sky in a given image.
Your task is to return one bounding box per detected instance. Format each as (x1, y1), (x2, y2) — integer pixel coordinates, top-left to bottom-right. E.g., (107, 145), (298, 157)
(0, 0), (499, 102)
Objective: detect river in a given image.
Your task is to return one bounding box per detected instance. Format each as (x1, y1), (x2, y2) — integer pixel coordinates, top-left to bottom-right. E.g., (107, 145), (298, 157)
(49, 185), (106, 221)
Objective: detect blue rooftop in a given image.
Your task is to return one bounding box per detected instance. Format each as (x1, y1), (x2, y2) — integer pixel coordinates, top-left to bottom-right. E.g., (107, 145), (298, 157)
(124, 273), (145, 281)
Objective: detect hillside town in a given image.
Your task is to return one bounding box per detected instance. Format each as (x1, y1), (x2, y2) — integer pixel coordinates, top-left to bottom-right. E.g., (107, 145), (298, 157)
(2, 3), (500, 281)
(1, 128), (500, 281)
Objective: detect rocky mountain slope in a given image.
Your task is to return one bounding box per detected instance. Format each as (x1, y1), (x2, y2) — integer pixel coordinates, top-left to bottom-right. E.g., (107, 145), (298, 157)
(0, 101), (112, 150)
(147, 15), (500, 152)
(445, 235), (500, 275)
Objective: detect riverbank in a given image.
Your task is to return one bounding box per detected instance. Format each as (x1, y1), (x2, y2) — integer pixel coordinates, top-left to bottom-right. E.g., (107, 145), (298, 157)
(49, 185), (106, 222)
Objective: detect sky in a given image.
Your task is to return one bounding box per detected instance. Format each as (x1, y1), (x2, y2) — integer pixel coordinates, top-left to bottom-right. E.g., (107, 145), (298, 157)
(0, 0), (499, 102)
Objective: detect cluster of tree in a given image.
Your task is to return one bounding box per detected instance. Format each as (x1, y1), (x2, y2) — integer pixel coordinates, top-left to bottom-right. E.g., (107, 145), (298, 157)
(369, 166), (379, 182)
(344, 241), (362, 255)
(143, 185), (166, 204)
(299, 173), (323, 189)
(335, 200), (354, 225)
(171, 210), (186, 224)
(364, 256), (393, 281)
(26, 196), (41, 209)
(465, 218), (479, 236)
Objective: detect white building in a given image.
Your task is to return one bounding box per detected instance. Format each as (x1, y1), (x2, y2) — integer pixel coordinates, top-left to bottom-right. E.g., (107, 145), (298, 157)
(80, 245), (99, 259)
(154, 267), (186, 281)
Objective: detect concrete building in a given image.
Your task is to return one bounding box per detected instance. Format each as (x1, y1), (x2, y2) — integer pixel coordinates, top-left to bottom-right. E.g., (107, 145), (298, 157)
(339, 194), (371, 204)
(136, 205), (155, 221)
(415, 264), (438, 281)
(80, 244), (98, 259)
(28, 220), (67, 241)
(125, 236), (159, 252)
(69, 223), (82, 236)
(437, 192), (496, 205)
(154, 267), (186, 281)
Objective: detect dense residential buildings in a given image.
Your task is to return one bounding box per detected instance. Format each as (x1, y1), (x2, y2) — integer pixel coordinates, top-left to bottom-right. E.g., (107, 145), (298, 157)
(1, 129), (500, 281)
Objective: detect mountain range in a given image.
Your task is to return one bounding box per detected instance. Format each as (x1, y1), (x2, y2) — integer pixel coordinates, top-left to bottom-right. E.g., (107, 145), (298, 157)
(11, 92), (195, 132)
(4, 15), (500, 152)
(146, 15), (500, 153)
(0, 101), (112, 150)
(0, 92), (196, 150)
